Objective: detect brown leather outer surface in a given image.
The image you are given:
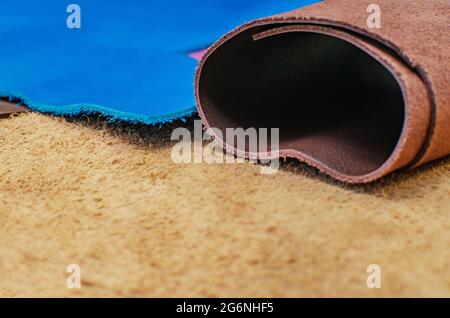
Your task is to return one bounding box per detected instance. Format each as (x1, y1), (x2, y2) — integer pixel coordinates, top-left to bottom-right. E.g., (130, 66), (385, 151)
(0, 101), (29, 118)
(195, 0), (449, 183)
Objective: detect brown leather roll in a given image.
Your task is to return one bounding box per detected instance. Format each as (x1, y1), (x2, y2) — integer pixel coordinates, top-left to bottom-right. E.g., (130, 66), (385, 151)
(195, 0), (449, 183)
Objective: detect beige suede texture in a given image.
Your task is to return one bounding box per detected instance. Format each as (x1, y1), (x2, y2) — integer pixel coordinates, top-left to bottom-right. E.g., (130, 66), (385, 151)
(0, 113), (449, 297)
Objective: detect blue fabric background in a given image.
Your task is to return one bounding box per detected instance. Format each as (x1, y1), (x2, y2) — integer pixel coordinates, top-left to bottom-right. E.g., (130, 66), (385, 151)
(0, 0), (317, 124)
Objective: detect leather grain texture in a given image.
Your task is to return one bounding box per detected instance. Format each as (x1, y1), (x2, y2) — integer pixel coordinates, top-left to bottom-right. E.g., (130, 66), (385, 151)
(195, 0), (449, 183)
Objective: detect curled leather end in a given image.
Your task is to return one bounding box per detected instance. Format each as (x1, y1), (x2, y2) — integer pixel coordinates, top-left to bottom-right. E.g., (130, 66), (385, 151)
(195, 0), (449, 184)
(0, 100), (30, 118)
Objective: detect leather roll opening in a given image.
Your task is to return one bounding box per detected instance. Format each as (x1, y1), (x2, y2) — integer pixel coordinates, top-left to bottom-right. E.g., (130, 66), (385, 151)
(198, 27), (405, 176)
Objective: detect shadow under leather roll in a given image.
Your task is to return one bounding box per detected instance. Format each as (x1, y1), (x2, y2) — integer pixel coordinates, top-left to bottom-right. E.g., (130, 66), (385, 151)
(195, 0), (449, 184)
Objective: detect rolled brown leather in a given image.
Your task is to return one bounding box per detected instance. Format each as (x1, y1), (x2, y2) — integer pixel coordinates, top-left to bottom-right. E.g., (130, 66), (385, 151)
(195, 0), (449, 183)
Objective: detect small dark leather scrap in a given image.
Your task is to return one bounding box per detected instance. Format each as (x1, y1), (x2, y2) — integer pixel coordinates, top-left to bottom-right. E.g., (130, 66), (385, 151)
(195, 0), (449, 183)
(0, 100), (29, 118)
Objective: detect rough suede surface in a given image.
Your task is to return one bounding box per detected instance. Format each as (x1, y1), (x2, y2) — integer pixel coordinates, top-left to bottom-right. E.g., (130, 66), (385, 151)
(281, 0), (450, 169)
(0, 113), (449, 297)
(0, 0), (318, 124)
